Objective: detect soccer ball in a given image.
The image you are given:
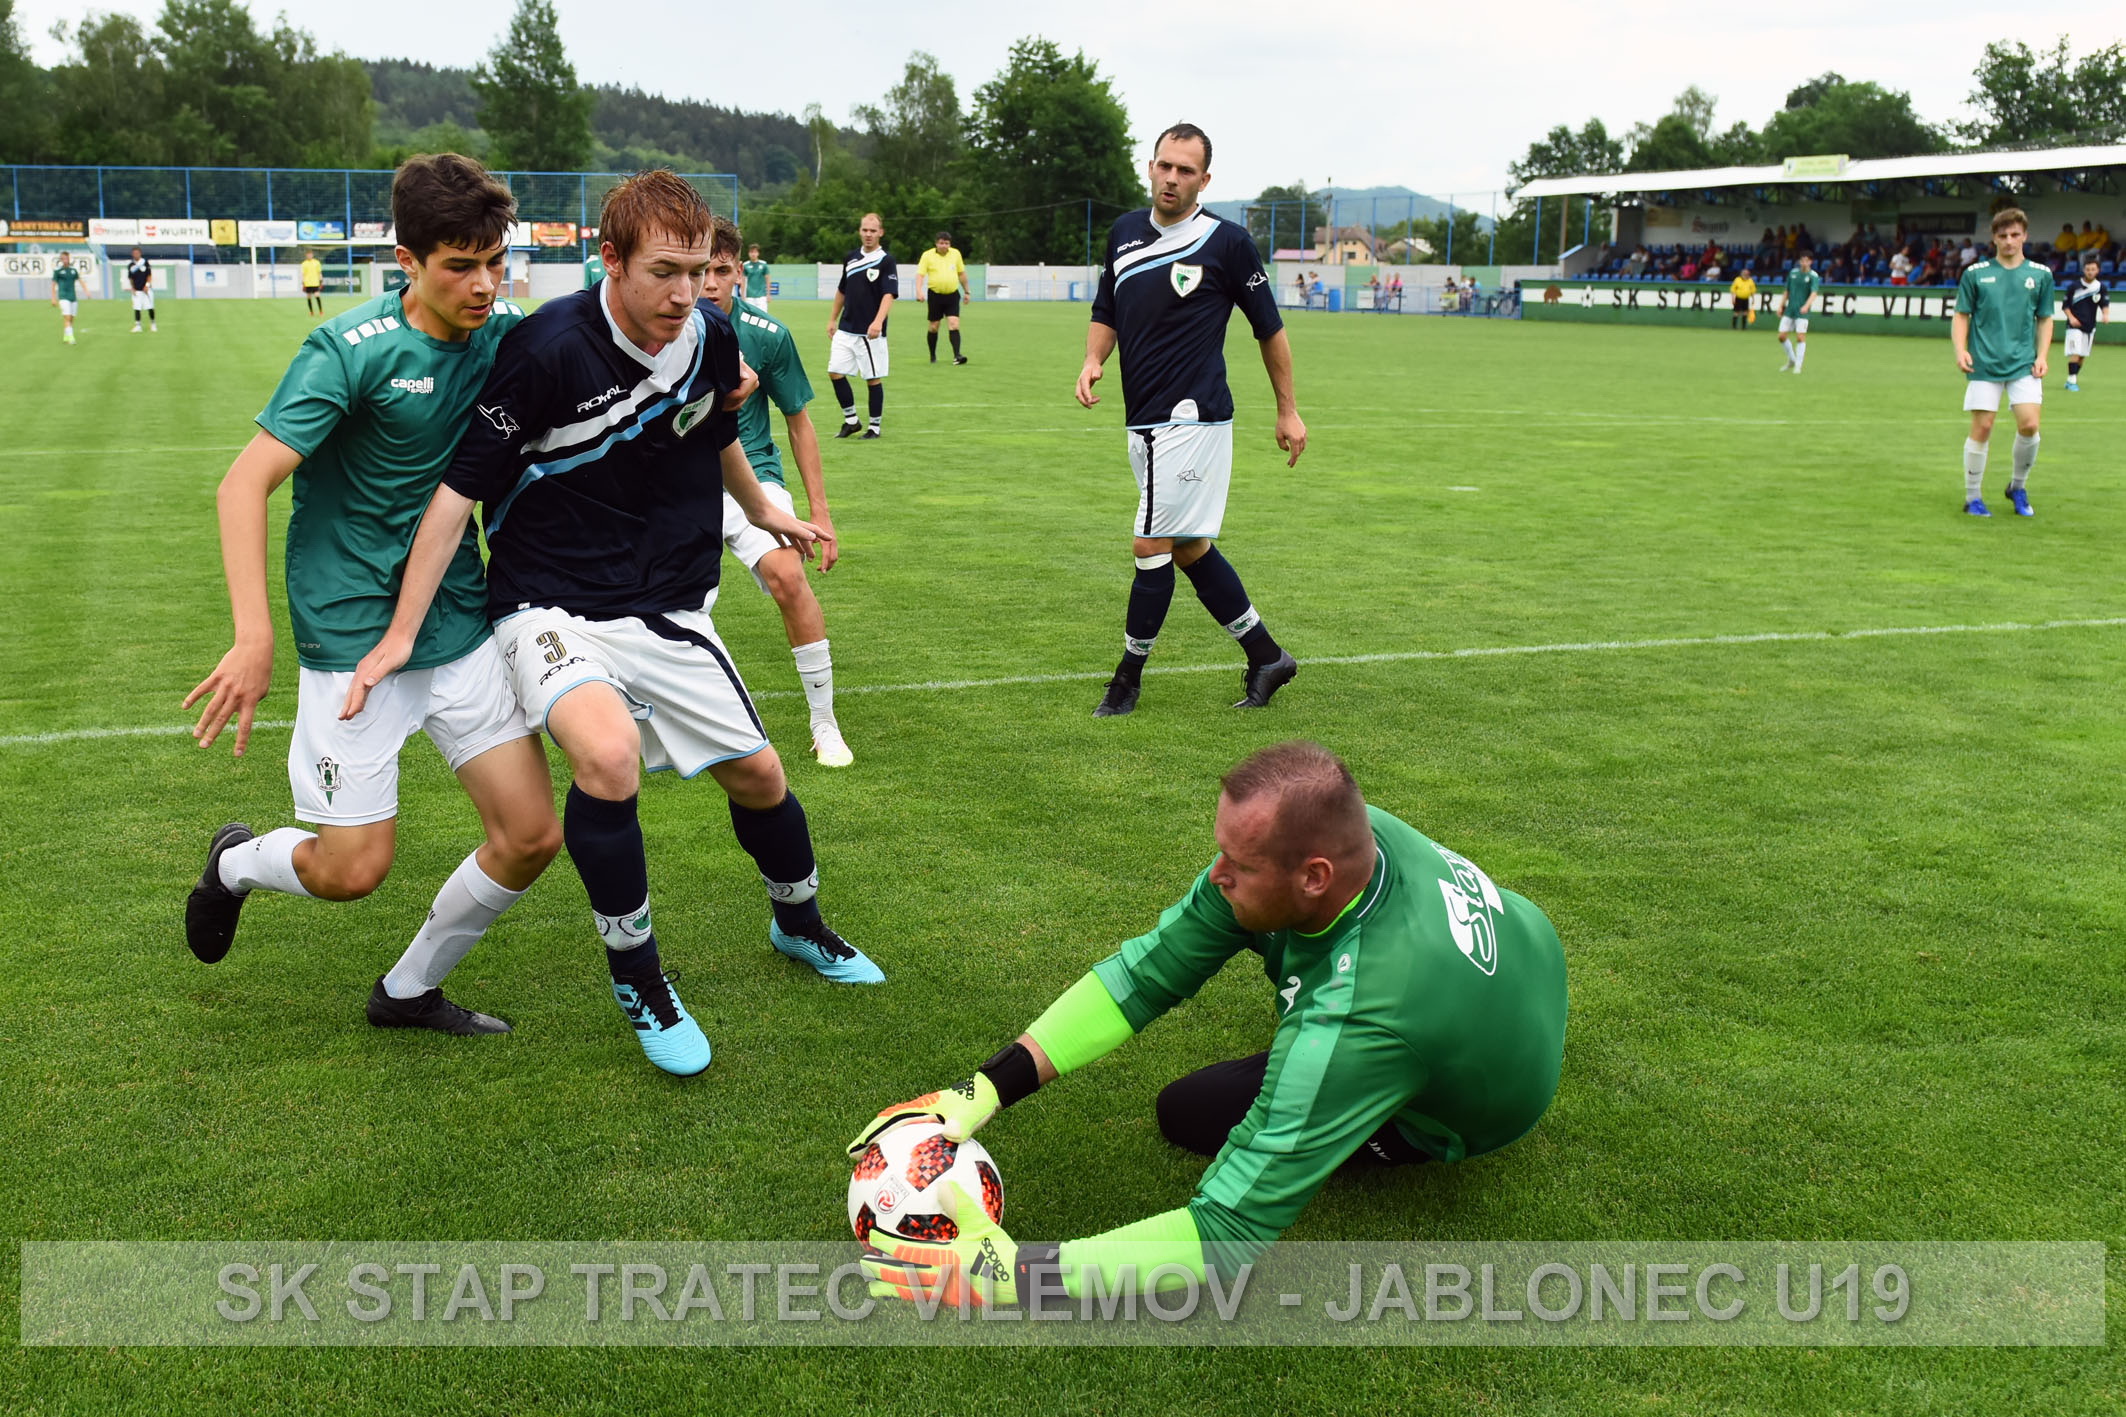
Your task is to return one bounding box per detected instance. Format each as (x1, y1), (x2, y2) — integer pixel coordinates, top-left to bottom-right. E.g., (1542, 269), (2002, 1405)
(848, 1121), (1004, 1244)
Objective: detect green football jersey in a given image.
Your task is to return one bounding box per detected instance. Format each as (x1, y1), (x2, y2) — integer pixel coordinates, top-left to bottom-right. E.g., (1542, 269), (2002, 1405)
(583, 254), (604, 289)
(743, 259), (770, 298)
(51, 266), (81, 300)
(256, 290), (527, 672)
(730, 296), (814, 487)
(1092, 806), (1568, 1246)
(1955, 259), (2056, 382)
(1782, 266), (1821, 316)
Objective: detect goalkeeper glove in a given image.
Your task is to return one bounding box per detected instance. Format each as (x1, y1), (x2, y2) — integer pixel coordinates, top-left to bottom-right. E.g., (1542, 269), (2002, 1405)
(845, 1071), (1000, 1158)
(861, 1180), (1023, 1308)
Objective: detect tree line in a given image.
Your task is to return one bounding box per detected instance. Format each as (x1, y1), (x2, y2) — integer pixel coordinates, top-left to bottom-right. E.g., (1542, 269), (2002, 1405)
(1497, 40), (2126, 264)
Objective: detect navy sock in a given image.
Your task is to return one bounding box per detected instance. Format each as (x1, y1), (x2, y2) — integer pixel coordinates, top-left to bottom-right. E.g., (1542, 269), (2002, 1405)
(564, 785), (657, 968)
(606, 937), (662, 981)
(867, 383), (884, 426)
(1119, 560), (1176, 680)
(729, 793), (824, 934)
(949, 328), (962, 356)
(1183, 548), (1281, 666)
(830, 376), (857, 420)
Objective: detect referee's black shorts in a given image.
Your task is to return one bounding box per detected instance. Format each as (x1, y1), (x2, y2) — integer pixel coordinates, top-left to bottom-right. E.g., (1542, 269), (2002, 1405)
(1155, 1051), (1430, 1167)
(926, 290), (961, 321)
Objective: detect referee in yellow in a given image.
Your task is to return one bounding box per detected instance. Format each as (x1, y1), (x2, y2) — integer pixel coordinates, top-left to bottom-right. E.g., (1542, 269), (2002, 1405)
(916, 230), (971, 364)
(1729, 265), (1757, 331)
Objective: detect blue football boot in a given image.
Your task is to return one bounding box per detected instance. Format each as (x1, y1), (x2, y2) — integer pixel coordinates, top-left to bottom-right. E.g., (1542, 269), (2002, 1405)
(771, 919), (885, 984)
(1963, 497), (1991, 518)
(2005, 486), (2033, 517)
(610, 969), (711, 1075)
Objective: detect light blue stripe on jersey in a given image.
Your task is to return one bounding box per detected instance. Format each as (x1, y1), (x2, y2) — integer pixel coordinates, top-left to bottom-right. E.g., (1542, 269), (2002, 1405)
(1113, 227), (1218, 287)
(487, 331), (708, 534)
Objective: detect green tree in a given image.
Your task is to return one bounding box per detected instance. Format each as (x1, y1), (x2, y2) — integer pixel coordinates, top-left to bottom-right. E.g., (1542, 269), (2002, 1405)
(1245, 182), (1326, 256)
(1962, 37), (2126, 146)
(1758, 75), (1941, 159)
(0, 0), (50, 161)
(963, 37), (1144, 263)
(47, 13), (169, 165)
(854, 51), (963, 191)
(472, 0), (593, 170)
(1377, 207), (1486, 265)
(1498, 118), (1625, 264)
(269, 19), (374, 167)
(1626, 88), (1758, 171)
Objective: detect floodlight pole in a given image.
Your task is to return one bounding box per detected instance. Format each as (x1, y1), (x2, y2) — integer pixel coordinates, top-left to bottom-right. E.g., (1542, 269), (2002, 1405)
(1533, 197), (1542, 268)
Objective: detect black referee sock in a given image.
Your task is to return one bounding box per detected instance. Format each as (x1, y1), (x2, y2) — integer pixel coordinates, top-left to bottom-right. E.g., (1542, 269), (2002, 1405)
(1183, 548), (1281, 666)
(830, 375), (858, 424)
(867, 383), (884, 429)
(927, 331), (938, 360)
(949, 328), (962, 357)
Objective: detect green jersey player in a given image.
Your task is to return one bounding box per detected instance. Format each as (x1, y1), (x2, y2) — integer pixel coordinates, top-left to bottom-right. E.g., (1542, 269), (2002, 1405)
(50, 253), (82, 345)
(183, 154), (563, 1035)
(1777, 250), (1821, 373)
(1952, 207), (2053, 518)
(851, 741), (1568, 1306)
(743, 244), (771, 305)
(583, 250), (605, 289)
(703, 235), (851, 766)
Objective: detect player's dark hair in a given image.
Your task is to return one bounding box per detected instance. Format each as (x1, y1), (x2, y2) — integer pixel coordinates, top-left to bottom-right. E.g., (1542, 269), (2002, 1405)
(1155, 123), (1213, 172)
(1220, 741), (1370, 869)
(1990, 207), (2028, 236)
(601, 170), (715, 266)
(936, 230), (952, 242)
(392, 153), (516, 262)
(706, 214), (741, 260)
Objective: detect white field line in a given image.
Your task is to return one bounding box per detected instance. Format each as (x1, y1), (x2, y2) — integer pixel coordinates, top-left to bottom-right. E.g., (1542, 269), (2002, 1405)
(7, 615), (2123, 750)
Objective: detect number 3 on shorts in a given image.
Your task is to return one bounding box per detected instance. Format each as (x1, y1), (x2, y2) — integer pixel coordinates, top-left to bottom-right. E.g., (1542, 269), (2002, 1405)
(537, 630), (569, 664)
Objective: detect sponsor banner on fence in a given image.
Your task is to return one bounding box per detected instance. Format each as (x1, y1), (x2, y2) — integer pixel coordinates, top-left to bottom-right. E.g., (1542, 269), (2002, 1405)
(532, 222), (578, 246)
(17, 1241), (2104, 1348)
(88, 219), (141, 243)
(298, 219), (346, 242)
(237, 220), (297, 247)
(3, 252), (101, 281)
(1522, 278), (2126, 344)
(211, 219), (239, 245)
(143, 219), (211, 242)
(1, 218), (88, 239)
(354, 222), (393, 241)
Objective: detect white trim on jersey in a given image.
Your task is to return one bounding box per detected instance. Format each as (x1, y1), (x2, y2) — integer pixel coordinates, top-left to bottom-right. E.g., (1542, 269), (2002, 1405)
(1112, 208), (1218, 282)
(844, 247), (888, 278)
(525, 308), (702, 456)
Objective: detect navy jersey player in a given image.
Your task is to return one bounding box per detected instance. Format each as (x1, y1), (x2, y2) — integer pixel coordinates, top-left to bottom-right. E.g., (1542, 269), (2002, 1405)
(826, 212), (896, 438)
(348, 173), (885, 1078)
(1077, 123), (1307, 718)
(127, 248), (157, 332)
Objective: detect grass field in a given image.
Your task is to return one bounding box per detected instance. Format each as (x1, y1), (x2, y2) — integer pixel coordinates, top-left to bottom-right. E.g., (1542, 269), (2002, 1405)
(2, 292), (2122, 1413)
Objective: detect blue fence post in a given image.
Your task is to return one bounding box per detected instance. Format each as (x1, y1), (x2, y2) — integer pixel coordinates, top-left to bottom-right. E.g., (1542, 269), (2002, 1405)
(96, 167), (105, 218)
(1532, 197), (1541, 268)
(1446, 194), (1455, 266)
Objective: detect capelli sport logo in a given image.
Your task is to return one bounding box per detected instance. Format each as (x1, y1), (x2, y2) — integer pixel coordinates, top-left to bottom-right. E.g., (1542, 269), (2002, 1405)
(388, 376), (434, 395)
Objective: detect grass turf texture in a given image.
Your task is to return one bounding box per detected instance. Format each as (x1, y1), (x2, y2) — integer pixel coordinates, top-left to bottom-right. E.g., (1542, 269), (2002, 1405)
(1, 295), (2122, 1413)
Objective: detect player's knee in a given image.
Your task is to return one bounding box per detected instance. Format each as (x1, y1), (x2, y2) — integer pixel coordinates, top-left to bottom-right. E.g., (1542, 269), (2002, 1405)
(721, 747), (787, 809)
(569, 741), (640, 800)
(1154, 1077), (1223, 1157)
(760, 551), (810, 603)
(494, 814), (564, 874)
(1171, 538), (1211, 568)
(307, 847), (393, 901)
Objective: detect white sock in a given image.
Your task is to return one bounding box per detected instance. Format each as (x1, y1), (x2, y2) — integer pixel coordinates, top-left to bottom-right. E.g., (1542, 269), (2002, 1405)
(792, 639), (835, 727)
(217, 827), (316, 897)
(1963, 439), (1989, 500)
(1793, 341), (1807, 371)
(1782, 340), (1795, 366)
(382, 851), (524, 998)
(2010, 433), (2039, 490)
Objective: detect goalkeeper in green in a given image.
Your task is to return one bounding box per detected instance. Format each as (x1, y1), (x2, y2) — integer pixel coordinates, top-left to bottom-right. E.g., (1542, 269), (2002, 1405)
(851, 740), (1568, 1306)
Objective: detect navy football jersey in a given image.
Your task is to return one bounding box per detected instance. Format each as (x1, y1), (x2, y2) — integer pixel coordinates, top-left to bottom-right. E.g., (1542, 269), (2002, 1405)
(836, 245), (898, 334)
(127, 258), (153, 291)
(441, 286), (743, 623)
(2064, 277), (2109, 332)
(1090, 207), (1283, 428)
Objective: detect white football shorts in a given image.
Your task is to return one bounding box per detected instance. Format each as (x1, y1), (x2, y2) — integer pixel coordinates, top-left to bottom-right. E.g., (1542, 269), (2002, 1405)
(828, 328), (889, 380)
(720, 480), (798, 593)
(290, 637), (532, 827)
(2064, 328), (2094, 359)
(1963, 376), (2043, 412)
(1778, 315), (1809, 335)
(131, 289), (153, 311)
(57, 299), (77, 318)
(1129, 421), (1234, 540)
(494, 599), (768, 779)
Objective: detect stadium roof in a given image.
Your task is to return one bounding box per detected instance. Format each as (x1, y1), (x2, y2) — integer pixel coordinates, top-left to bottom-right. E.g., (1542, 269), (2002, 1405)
(1512, 144), (2126, 199)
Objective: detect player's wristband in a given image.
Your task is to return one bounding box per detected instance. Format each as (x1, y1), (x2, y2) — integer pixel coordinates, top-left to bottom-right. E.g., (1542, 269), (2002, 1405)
(1014, 1242), (1064, 1307)
(977, 1042), (1041, 1109)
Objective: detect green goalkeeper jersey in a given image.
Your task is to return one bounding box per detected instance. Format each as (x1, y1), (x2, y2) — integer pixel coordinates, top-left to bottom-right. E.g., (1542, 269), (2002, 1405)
(256, 291), (527, 671)
(729, 296), (813, 488)
(1782, 266), (1821, 317)
(1091, 806), (1567, 1247)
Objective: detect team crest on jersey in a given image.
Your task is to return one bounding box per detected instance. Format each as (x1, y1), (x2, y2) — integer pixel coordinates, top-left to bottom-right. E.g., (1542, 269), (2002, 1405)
(316, 756), (343, 804)
(864, 266), (880, 282)
(1171, 263), (1204, 297)
(673, 390), (716, 437)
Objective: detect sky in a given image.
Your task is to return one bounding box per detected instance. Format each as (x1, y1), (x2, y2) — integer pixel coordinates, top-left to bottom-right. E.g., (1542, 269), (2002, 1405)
(16, 1), (2126, 198)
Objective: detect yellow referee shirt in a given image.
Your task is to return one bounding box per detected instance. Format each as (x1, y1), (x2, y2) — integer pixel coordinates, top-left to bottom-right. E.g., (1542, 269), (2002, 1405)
(301, 257), (322, 288)
(916, 246), (967, 295)
(1729, 274), (1756, 300)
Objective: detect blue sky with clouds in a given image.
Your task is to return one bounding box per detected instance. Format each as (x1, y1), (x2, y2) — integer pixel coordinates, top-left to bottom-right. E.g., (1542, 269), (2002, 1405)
(16, 2), (2126, 197)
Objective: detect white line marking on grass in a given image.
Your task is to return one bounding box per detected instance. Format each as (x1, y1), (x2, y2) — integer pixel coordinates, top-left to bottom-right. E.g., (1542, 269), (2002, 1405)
(9, 446), (249, 457)
(8, 617), (2123, 747)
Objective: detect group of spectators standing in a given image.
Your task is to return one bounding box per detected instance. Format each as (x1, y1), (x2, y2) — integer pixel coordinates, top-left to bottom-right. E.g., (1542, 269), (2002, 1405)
(1288, 269), (1411, 311)
(1601, 214), (2120, 289)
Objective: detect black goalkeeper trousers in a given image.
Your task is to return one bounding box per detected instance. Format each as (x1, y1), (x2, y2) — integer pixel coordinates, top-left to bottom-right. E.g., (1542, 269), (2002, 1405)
(1155, 1052), (1429, 1167)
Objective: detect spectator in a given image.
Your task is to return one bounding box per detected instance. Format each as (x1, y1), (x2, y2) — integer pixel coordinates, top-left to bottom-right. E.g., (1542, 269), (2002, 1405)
(1890, 249), (1911, 285)
(1679, 256), (1698, 281)
(2084, 220), (2111, 252)
(1793, 222), (1813, 253)
(2058, 221), (2079, 252)
(1367, 273), (1382, 309)
(1626, 245), (1650, 277)
(1778, 224), (1793, 253)
(1389, 272), (1404, 310)
(1293, 270), (1309, 308)
(1441, 274), (1460, 311)
(1958, 238), (1978, 271)
(1309, 273), (1325, 308)
(1703, 256), (1722, 281)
